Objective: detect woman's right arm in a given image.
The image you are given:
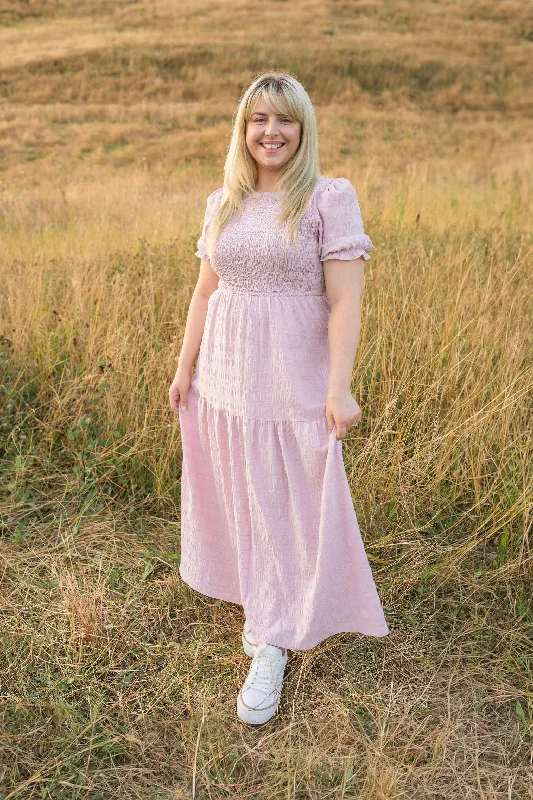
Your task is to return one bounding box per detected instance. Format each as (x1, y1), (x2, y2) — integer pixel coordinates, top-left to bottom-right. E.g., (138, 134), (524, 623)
(169, 259), (219, 412)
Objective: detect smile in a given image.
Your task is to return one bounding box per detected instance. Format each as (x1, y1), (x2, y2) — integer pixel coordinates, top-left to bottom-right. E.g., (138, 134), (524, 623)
(260, 143), (285, 150)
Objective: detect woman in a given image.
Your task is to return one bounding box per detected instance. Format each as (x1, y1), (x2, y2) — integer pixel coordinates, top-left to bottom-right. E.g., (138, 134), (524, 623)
(169, 72), (389, 726)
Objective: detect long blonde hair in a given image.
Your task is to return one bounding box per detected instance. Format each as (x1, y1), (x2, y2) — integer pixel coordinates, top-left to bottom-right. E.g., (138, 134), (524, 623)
(204, 72), (322, 257)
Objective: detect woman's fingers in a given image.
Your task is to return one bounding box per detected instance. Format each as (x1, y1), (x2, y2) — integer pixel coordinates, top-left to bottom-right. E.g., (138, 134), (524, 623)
(169, 385), (180, 413)
(330, 415), (361, 439)
(169, 376), (191, 413)
(336, 423), (347, 440)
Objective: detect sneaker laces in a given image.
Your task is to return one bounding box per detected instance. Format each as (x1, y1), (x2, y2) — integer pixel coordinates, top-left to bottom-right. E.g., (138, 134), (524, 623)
(249, 643), (284, 692)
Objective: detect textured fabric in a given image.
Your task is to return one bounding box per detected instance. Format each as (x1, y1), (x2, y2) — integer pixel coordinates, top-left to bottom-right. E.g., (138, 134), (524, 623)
(178, 176), (389, 651)
(195, 177), (374, 284)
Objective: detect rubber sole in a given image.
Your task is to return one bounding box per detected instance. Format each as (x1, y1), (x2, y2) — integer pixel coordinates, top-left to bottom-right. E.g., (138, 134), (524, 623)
(236, 689), (280, 725)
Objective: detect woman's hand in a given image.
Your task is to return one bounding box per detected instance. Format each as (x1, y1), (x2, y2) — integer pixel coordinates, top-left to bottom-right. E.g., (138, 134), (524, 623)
(326, 389), (362, 440)
(169, 365), (193, 413)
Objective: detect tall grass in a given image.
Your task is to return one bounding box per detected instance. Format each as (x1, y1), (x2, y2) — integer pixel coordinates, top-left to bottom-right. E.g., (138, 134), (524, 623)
(0, 0), (532, 797)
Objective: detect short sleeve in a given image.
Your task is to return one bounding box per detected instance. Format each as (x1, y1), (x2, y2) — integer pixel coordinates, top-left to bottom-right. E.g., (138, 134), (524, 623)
(195, 188), (223, 260)
(316, 178), (373, 262)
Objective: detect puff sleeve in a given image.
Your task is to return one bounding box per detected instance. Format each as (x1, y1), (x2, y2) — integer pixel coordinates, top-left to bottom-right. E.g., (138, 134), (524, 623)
(195, 188), (223, 260)
(316, 178), (373, 262)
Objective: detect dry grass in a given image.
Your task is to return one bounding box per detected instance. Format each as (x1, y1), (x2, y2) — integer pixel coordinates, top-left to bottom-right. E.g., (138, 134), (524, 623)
(0, 1), (532, 798)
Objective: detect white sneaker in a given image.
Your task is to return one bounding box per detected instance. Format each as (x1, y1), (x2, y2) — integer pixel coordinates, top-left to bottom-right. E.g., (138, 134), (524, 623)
(242, 619), (259, 657)
(237, 642), (288, 725)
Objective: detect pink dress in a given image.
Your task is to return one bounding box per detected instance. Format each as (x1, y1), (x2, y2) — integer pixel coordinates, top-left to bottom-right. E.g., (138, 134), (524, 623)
(178, 176), (389, 651)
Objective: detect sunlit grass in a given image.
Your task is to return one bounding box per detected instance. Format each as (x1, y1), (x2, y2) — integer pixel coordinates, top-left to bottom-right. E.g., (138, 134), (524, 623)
(0, 0), (532, 797)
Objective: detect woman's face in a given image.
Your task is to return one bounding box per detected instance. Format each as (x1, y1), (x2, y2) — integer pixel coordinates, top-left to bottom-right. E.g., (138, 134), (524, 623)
(245, 97), (302, 173)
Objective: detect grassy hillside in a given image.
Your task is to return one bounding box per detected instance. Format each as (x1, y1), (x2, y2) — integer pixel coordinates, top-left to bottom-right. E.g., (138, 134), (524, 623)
(0, 1), (532, 797)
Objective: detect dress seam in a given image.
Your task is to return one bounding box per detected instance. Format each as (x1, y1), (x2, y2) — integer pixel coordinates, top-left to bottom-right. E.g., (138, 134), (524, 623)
(215, 290), (328, 296)
(193, 390), (327, 424)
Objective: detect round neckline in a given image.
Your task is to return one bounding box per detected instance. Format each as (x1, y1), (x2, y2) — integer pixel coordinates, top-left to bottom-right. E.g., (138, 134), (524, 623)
(251, 178), (328, 196)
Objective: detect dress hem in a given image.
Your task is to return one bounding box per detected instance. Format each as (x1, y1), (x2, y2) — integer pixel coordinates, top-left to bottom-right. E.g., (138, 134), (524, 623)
(179, 565), (390, 651)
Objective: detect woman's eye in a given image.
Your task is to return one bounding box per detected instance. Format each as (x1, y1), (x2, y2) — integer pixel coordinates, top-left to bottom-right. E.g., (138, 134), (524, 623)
(253, 118), (293, 123)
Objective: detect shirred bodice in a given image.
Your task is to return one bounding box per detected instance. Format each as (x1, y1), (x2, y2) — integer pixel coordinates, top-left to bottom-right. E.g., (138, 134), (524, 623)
(195, 176), (373, 294)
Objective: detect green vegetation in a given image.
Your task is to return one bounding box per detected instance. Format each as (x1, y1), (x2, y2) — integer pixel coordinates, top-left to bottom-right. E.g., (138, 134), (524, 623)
(0, 0), (531, 797)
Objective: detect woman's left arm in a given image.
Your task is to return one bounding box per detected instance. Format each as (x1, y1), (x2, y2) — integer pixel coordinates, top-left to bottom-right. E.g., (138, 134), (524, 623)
(323, 256), (365, 439)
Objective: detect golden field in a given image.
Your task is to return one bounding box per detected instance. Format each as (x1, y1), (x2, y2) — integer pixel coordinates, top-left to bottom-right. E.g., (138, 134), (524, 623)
(0, 1), (532, 797)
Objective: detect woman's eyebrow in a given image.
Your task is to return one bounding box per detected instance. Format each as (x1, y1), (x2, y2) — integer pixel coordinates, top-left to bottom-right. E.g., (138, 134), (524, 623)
(251, 111), (292, 117)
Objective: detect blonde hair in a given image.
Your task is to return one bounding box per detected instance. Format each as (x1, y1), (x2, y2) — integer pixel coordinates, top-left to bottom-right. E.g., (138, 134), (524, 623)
(204, 72), (322, 257)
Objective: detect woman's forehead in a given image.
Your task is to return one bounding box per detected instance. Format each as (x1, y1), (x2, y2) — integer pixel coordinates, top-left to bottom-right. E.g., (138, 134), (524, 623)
(251, 96), (291, 116)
